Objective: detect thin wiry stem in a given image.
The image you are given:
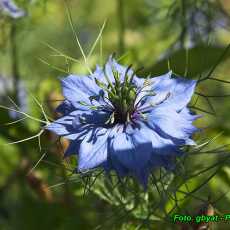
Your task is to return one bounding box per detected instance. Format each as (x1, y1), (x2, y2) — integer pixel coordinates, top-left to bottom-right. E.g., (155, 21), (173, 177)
(196, 92), (230, 98)
(65, 1), (92, 74)
(4, 129), (44, 145)
(27, 152), (47, 175)
(38, 57), (69, 74)
(87, 20), (107, 59)
(189, 105), (215, 116)
(41, 41), (80, 63)
(208, 77), (230, 84)
(7, 96), (20, 110)
(198, 43), (230, 83)
(0, 104), (47, 124)
(194, 132), (224, 150)
(41, 159), (74, 173)
(1, 117), (27, 126)
(10, 22), (20, 104)
(29, 92), (49, 123)
(100, 31), (103, 65)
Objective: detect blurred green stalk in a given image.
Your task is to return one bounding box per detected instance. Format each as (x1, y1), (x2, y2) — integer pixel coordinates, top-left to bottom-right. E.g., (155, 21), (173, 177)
(117, 0), (125, 54)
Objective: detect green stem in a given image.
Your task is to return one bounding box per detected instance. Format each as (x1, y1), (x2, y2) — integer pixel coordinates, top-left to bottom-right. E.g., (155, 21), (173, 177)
(10, 21), (20, 104)
(180, 0), (187, 48)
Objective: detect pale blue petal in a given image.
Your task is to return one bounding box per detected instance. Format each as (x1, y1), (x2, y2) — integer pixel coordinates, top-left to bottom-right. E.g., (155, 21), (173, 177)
(61, 74), (101, 109)
(135, 72), (171, 108)
(105, 56), (133, 83)
(45, 112), (78, 136)
(137, 72), (196, 111)
(78, 128), (111, 171)
(109, 130), (152, 171)
(137, 122), (182, 155)
(158, 75), (196, 110)
(180, 107), (202, 121)
(46, 109), (111, 141)
(132, 76), (145, 88)
(147, 107), (198, 145)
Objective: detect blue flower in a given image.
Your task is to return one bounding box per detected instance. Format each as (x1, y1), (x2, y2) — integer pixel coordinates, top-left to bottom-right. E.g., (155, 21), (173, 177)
(0, 0), (25, 18)
(46, 56), (199, 188)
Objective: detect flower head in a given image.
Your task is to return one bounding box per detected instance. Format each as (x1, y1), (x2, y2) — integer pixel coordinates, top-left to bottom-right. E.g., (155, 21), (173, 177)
(46, 56), (199, 188)
(0, 0), (25, 18)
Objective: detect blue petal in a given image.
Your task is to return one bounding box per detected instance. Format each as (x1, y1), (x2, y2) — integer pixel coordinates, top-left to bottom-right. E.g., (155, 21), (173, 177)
(109, 130), (152, 171)
(45, 111), (79, 136)
(64, 140), (81, 157)
(103, 156), (129, 178)
(149, 154), (176, 170)
(132, 75), (145, 88)
(137, 71), (196, 111)
(158, 74), (196, 111)
(92, 65), (104, 79)
(56, 100), (75, 115)
(147, 106), (198, 145)
(180, 107), (202, 121)
(79, 110), (111, 125)
(135, 72), (171, 108)
(105, 56), (127, 83)
(136, 122), (181, 182)
(78, 128), (112, 171)
(46, 109), (110, 141)
(61, 74), (101, 109)
(137, 122), (182, 156)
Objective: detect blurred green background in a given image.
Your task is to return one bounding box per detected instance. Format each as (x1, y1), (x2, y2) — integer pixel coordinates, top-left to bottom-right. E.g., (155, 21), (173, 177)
(0, 0), (230, 229)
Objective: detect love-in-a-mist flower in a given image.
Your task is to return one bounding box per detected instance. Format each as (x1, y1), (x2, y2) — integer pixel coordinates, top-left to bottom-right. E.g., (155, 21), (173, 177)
(0, 0), (25, 18)
(46, 56), (199, 188)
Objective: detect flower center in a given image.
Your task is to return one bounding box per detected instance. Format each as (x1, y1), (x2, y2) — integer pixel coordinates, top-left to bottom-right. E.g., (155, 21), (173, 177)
(108, 82), (137, 124)
(107, 68), (137, 124)
(95, 66), (138, 125)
